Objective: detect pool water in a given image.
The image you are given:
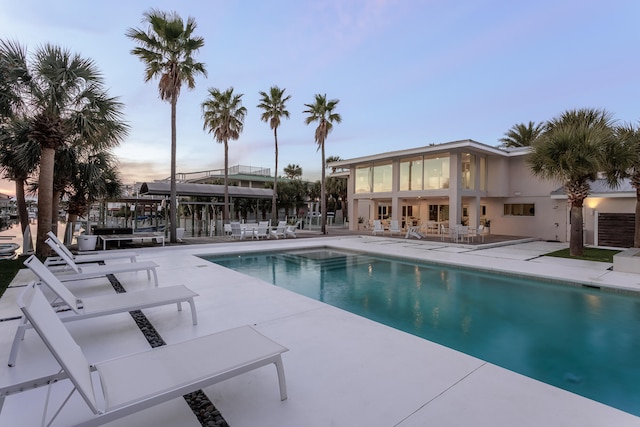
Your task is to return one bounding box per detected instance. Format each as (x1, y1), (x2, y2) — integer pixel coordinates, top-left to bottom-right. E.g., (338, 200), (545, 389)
(202, 248), (640, 416)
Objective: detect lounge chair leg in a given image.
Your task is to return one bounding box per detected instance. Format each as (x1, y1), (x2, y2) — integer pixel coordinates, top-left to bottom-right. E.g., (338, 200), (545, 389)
(188, 298), (198, 325)
(149, 269), (159, 287)
(274, 355), (288, 401)
(177, 301), (182, 312)
(8, 318), (29, 367)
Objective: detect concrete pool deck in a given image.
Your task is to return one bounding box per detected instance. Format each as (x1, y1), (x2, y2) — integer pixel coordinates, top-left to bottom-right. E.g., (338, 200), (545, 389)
(1, 235), (639, 426)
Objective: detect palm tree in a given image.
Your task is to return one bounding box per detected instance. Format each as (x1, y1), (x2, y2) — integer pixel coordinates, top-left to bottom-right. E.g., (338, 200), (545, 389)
(1, 42), (128, 256)
(201, 87), (247, 222)
(602, 123), (640, 247)
(499, 121), (544, 148)
(304, 94), (341, 234)
(283, 164), (302, 179)
(0, 115), (38, 234)
(528, 108), (616, 256)
(126, 9), (207, 243)
(257, 86), (291, 224)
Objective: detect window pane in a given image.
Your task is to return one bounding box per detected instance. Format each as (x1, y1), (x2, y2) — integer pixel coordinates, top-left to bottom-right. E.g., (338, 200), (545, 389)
(373, 163), (393, 192)
(400, 157), (423, 191)
(355, 166), (371, 193)
(425, 155), (449, 189)
(461, 152), (475, 190)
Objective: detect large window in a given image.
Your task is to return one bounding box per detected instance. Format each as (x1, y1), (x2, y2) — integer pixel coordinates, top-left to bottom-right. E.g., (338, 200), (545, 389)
(504, 203), (535, 216)
(355, 166), (372, 193)
(400, 157), (423, 191)
(424, 155), (449, 189)
(373, 163), (393, 192)
(461, 152), (475, 190)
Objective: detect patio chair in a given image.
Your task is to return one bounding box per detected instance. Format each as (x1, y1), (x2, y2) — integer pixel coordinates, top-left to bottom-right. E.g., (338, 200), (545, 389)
(255, 221), (271, 240)
(5, 285), (288, 426)
(44, 231), (138, 268)
(285, 222), (298, 238)
(43, 239), (159, 286)
(388, 220), (402, 236)
(8, 273), (198, 367)
(405, 226), (425, 239)
(372, 220), (385, 236)
(270, 221), (287, 239)
(230, 222), (248, 240)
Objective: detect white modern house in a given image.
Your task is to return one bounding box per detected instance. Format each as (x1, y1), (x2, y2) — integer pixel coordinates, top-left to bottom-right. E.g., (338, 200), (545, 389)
(329, 139), (636, 247)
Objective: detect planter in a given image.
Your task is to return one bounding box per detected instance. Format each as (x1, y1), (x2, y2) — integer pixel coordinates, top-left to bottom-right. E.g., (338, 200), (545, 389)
(77, 235), (98, 251)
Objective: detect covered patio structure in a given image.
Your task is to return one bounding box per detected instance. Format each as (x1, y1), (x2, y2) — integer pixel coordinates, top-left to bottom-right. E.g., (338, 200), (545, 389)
(139, 182), (274, 237)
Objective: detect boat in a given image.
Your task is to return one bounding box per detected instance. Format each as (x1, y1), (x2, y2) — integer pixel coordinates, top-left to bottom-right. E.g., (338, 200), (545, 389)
(0, 243), (19, 260)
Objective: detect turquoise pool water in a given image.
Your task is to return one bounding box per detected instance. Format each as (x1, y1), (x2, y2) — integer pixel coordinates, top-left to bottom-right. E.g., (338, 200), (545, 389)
(202, 248), (640, 416)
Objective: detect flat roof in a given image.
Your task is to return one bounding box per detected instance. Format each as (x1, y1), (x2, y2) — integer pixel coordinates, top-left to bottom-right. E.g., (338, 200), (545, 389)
(139, 182), (274, 199)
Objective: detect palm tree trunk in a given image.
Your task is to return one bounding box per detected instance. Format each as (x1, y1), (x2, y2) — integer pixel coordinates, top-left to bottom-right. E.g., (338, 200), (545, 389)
(14, 178), (29, 234)
(320, 139), (326, 234)
(36, 146), (55, 257)
(169, 96), (178, 243)
(272, 127), (278, 224)
(224, 141), (229, 222)
(569, 202), (584, 257)
(51, 189), (61, 236)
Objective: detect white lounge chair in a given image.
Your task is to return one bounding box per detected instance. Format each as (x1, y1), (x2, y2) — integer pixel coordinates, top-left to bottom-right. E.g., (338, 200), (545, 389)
(405, 226), (425, 239)
(43, 240), (159, 286)
(4, 285), (288, 426)
(44, 231), (138, 268)
(8, 273), (198, 367)
(285, 222), (298, 238)
(372, 220), (385, 236)
(270, 221), (287, 239)
(388, 220), (402, 236)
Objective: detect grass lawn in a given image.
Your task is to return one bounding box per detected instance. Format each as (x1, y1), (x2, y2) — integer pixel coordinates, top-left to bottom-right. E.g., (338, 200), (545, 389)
(545, 247), (621, 263)
(0, 256), (28, 298)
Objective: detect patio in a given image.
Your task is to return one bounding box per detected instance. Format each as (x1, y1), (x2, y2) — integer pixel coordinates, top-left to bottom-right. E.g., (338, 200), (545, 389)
(0, 233), (638, 426)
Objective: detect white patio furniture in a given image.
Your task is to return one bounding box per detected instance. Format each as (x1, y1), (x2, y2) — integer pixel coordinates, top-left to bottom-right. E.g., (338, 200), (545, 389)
(254, 221), (271, 240)
(405, 226), (425, 239)
(43, 239), (159, 286)
(270, 221), (287, 239)
(2, 285), (288, 426)
(372, 220), (385, 236)
(8, 271), (198, 367)
(388, 220), (402, 236)
(44, 231), (138, 268)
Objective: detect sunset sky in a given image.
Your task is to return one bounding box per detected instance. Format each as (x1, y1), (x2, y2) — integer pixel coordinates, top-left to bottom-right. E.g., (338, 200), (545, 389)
(1, 0), (639, 196)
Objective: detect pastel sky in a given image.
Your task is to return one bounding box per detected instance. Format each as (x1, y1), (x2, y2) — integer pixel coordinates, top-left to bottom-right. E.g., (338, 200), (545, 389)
(1, 0), (639, 196)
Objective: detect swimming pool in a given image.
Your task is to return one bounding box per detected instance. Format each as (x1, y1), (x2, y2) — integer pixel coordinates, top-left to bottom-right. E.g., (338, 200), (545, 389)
(202, 248), (640, 416)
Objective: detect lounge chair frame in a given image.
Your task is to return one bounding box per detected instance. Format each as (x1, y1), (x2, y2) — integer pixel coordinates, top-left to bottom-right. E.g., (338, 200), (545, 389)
(44, 239), (159, 286)
(44, 232), (138, 268)
(8, 261), (198, 366)
(3, 285), (288, 427)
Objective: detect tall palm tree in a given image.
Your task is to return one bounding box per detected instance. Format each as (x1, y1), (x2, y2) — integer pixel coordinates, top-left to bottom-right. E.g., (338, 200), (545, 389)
(304, 94), (341, 234)
(201, 87), (247, 222)
(528, 108), (616, 256)
(126, 9), (207, 243)
(0, 40), (32, 234)
(499, 121), (544, 148)
(257, 86), (291, 224)
(602, 123), (640, 247)
(2, 42), (128, 256)
(283, 163), (302, 179)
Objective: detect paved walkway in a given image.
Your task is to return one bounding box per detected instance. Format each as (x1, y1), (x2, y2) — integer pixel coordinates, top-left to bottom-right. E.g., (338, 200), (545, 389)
(1, 230), (639, 426)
